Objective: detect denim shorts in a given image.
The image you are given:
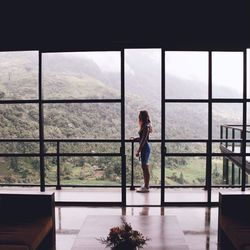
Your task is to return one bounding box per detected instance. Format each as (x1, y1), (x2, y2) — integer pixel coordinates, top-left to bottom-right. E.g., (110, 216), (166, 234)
(141, 142), (150, 165)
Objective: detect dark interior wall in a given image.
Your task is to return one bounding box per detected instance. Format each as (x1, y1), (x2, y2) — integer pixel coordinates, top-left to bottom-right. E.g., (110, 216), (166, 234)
(0, 1), (249, 51)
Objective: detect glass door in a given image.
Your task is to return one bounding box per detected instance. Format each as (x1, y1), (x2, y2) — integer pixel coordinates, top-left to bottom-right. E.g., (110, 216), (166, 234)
(162, 51), (209, 204)
(125, 49), (161, 206)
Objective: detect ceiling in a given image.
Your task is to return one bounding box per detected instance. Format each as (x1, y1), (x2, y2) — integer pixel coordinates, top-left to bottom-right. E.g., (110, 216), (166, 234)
(0, 1), (249, 51)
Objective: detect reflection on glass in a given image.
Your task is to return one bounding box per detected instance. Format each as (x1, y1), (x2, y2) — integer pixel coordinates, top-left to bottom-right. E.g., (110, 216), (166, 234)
(165, 51), (208, 99)
(212, 52), (243, 98)
(0, 51), (38, 100)
(42, 52), (121, 99)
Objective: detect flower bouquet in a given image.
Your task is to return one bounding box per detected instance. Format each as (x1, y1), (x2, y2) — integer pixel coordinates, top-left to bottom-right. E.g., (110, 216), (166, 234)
(98, 217), (150, 250)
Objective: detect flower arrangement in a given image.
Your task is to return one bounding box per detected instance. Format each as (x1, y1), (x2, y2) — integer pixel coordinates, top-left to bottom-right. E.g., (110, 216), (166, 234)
(97, 217), (150, 250)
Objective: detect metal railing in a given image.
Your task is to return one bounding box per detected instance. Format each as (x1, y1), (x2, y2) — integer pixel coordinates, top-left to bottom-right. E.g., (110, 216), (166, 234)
(0, 138), (162, 189)
(0, 128), (250, 190)
(220, 125), (250, 185)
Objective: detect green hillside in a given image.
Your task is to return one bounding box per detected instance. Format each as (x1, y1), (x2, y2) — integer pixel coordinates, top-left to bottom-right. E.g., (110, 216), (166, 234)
(0, 51), (243, 186)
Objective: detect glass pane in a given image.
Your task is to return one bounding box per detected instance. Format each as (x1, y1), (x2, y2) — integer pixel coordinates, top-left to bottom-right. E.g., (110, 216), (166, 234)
(166, 143), (206, 153)
(166, 103), (208, 139)
(0, 51), (38, 100)
(0, 104), (39, 138)
(44, 103), (121, 139)
(212, 103), (242, 139)
(212, 52), (243, 98)
(247, 103), (250, 139)
(126, 142), (161, 186)
(44, 142), (120, 154)
(248, 49), (250, 98)
(59, 142), (120, 153)
(165, 188), (207, 202)
(0, 157), (40, 184)
(212, 156), (242, 186)
(45, 157), (57, 185)
(125, 49), (161, 139)
(212, 142), (242, 154)
(60, 156), (121, 186)
(0, 142), (39, 153)
(212, 157), (242, 202)
(165, 156), (207, 202)
(165, 51), (208, 99)
(42, 52), (120, 99)
(165, 157), (206, 185)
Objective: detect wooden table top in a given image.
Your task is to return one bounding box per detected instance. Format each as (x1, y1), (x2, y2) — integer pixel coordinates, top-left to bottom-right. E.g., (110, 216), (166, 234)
(71, 215), (189, 250)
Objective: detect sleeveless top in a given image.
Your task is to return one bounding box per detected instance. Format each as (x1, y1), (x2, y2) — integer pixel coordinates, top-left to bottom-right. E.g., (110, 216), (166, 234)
(138, 123), (152, 151)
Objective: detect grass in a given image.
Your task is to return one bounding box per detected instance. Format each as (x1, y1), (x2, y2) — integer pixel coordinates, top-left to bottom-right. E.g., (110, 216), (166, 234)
(1, 157), (225, 186)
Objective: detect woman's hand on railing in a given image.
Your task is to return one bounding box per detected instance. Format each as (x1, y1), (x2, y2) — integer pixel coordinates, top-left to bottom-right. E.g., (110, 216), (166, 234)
(135, 149), (140, 157)
(130, 137), (134, 141)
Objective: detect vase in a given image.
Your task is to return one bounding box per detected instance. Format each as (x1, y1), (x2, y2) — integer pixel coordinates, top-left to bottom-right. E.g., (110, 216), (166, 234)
(111, 244), (138, 250)
(111, 247), (137, 250)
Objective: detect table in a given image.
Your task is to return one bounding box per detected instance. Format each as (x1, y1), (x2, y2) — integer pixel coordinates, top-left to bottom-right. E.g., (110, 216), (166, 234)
(71, 215), (189, 250)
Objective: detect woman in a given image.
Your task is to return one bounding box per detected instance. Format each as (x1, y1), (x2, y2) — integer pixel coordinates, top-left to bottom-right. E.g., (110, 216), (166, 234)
(132, 110), (152, 193)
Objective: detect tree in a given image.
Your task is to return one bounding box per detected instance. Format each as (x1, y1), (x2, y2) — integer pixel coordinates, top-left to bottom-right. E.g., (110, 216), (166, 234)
(178, 172), (184, 184)
(0, 91), (5, 99)
(10, 157), (18, 171)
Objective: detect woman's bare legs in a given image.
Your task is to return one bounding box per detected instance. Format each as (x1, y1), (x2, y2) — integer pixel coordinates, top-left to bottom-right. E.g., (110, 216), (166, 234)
(142, 164), (150, 189)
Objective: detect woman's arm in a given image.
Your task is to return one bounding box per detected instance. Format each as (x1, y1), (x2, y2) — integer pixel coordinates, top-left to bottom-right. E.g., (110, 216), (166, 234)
(130, 137), (140, 142)
(133, 137), (140, 142)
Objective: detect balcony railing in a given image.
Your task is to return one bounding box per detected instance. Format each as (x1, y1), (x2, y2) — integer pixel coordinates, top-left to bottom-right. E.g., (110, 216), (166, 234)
(220, 125), (250, 185)
(0, 138), (162, 189)
(0, 126), (249, 189)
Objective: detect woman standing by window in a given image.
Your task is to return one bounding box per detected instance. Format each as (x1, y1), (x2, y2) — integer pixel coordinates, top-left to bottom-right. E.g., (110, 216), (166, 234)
(131, 110), (152, 193)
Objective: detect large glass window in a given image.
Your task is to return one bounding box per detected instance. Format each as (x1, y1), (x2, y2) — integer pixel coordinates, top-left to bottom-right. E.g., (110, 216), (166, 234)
(165, 103), (208, 139)
(0, 104), (39, 138)
(165, 51), (208, 99)
(42, 52), (120, 99)
(125, 49), (161, 139)
(42, 51), (122, 203)
(212, 52), (243, 98)
(0, 51), (39, 185)
(0, 49), (248, 205)
(212, 103), (242, 139)
(44, 103), (121, 139)
(0, 51), (38, 100)
(125, 49), (161, 205)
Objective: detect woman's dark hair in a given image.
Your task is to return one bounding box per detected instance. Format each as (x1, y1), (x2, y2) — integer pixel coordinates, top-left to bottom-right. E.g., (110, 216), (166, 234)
(139, 110), (151, 127)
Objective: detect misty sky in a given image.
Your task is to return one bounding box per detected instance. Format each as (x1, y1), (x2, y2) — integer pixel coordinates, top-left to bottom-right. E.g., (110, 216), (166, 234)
(81, 50), (245, 94)
(8, 49), (247, 95)
(166, 51), (244, 93)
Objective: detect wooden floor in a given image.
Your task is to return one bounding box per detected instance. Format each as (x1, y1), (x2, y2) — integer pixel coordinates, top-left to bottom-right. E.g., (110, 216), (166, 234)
(72, 215), (189, 250)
